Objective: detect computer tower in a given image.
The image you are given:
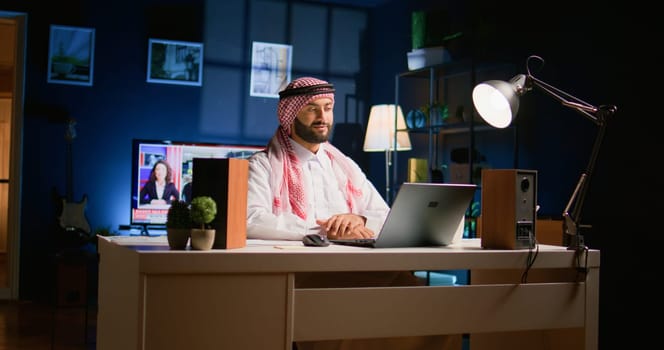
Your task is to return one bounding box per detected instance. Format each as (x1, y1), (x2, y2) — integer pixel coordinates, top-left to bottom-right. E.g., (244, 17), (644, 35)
(481, 169), (537, 249)
(192, 158), (249, 249)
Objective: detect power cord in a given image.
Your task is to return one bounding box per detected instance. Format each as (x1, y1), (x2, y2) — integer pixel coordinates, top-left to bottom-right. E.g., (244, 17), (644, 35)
(520, 232), (539, 283)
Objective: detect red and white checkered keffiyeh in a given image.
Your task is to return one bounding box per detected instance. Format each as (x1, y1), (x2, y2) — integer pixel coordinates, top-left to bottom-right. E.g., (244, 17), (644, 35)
(267, 77), (363, 220)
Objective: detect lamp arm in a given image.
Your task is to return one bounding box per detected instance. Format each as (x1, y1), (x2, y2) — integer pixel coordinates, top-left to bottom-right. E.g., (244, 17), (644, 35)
(528, 75), (601, 126)
(562, 121), (606, 241)
(527, 74), (616, 249)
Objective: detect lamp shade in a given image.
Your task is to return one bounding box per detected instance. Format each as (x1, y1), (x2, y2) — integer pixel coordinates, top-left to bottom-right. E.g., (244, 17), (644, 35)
(363, 104), (412, 152)
(472, 74), (528, 128)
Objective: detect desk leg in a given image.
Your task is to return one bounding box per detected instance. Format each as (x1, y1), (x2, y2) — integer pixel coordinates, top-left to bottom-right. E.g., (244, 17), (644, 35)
(585, 266), (599, 350)
(286, 273), (295, 350)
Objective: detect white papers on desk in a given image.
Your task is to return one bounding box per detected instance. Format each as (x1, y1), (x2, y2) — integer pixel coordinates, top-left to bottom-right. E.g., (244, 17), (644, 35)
(107, 235), (168, 245)
(247, 239), (302, 247)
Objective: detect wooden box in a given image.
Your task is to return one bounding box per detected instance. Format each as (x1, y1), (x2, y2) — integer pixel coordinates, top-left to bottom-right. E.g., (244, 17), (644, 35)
(192, 158), (249, 249)
(480, 169), (537, 249)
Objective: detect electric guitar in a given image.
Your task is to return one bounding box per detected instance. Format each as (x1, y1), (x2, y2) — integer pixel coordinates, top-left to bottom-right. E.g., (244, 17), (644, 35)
(56, 119), (91, 234)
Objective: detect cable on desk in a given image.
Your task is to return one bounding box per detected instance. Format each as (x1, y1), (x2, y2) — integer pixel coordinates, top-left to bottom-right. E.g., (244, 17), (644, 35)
(520, 234), (539, 283)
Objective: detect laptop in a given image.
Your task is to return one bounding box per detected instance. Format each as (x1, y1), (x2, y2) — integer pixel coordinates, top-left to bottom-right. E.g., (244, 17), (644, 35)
(329, 182), (477, 248)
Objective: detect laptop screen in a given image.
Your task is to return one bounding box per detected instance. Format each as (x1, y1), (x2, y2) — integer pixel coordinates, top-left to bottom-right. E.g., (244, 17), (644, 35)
(331, 183), (476, 248)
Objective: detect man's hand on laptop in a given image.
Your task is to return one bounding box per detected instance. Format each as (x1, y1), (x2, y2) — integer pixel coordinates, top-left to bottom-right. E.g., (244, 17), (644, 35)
(316, 214), (375, 239)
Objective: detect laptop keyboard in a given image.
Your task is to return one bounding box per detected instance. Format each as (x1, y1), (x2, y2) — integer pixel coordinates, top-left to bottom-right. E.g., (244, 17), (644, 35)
(329, 238), (376, 247)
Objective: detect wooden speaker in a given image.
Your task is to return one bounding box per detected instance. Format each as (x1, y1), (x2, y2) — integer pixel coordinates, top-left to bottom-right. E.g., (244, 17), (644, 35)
(481, 169), (537, 249)
(192, 158), (249, 249)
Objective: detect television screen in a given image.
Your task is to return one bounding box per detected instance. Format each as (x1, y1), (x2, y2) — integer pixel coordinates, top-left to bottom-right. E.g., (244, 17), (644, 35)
(130, 139), (264, 231)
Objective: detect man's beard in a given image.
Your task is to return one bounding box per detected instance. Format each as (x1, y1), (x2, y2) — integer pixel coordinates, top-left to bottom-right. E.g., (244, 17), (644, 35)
(293, 118), (332, 144)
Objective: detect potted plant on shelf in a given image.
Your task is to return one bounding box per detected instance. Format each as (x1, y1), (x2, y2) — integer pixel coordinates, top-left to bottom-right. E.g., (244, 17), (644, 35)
(166, 200), (192, 250)
(420, 101), (449, 127)
(190, 196), (217, 250)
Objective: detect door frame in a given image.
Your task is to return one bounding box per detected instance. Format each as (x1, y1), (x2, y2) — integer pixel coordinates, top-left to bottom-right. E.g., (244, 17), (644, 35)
(0, 11), (27, 300)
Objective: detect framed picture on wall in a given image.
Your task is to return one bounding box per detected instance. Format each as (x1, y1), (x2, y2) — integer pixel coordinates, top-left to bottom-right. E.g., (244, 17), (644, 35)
(147, 39), (204, 86)
(47, 25), (95, 86)
(249, 41), (292, 98)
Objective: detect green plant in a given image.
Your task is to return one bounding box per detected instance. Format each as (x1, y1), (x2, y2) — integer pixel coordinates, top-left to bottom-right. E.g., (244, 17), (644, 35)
(420, 102), (448, 126)
(166, 200), (192, 229)
(467, 201), (480, 218)
(190, 196), (217, 230)
(464, 201), (481, 237)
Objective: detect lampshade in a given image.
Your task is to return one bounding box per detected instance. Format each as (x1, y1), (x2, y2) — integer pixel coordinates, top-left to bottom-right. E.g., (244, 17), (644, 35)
(363, 104), (412, 152)
(471, 74), (528, 128)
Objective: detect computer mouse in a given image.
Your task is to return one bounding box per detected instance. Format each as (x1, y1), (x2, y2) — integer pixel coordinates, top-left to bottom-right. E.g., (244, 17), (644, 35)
(302, 234), (330, 247)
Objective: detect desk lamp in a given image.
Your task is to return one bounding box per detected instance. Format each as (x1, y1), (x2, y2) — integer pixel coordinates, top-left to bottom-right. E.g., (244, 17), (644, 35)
(363, 104), (411, 203)
(472, 55), (617, 251)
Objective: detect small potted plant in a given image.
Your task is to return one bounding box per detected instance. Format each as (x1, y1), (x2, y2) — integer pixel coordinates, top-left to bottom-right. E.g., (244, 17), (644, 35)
(420, 101), (449, 127)
(166, 200), (192, 250)
(189, 196), (217, 250)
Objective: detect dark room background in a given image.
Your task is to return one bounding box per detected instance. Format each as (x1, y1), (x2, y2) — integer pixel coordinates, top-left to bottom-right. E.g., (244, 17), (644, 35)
(1, 0), (658, 348)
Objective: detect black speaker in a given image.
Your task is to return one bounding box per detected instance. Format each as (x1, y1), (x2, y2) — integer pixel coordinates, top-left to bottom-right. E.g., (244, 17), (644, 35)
(480, 169), (537, 249)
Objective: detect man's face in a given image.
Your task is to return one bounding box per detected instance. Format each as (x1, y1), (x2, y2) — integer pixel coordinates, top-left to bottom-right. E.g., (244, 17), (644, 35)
(292, 97), (334, 144)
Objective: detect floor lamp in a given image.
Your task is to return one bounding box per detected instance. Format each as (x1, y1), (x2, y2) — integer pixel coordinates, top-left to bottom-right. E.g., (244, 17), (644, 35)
(363, 104), (412, 204)
(472, 55), (616, 251)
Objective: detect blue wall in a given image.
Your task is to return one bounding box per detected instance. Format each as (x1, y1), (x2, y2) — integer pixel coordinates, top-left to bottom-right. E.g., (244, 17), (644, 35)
(7, 0), (376, 300)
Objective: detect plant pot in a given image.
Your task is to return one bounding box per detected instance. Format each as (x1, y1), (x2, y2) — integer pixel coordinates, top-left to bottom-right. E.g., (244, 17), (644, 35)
(191, 229), (215, 250)
(167, 228), (190, 250)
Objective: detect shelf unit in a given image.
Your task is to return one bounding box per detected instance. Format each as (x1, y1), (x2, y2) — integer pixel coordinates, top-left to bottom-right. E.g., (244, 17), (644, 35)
(393, 59), (518, 185)
(392, 60), (518, 237)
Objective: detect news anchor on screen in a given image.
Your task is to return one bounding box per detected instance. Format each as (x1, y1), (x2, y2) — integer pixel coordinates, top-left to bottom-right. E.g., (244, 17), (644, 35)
(139, 159), (180, 205)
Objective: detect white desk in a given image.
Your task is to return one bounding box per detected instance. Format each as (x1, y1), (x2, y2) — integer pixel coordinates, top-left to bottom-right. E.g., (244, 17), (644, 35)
(96, 236), (599, 350)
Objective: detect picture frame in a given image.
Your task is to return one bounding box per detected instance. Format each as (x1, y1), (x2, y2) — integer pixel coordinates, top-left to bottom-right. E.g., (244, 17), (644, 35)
(47, 25), (95, 86)
(249, 41), (292, 98)
(147, 39), (204, 86)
